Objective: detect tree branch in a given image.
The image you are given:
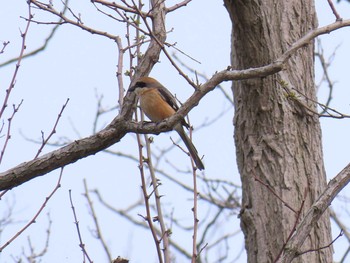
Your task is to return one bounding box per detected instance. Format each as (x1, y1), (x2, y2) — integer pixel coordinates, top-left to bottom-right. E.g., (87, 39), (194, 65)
(166, 0), (192, 13)
(277, 163), (350, 262)
(0, 0), (69, 68)
(1, 18), (350, 192)
(29, 0), (120, 42)
(0, 115), (126, 190)
(0, 168), (63, 252)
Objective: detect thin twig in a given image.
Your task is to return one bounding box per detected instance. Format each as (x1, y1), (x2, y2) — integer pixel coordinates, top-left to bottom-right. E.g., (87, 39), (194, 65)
(116, 36), (125, 107)
(273, 187), (308, 263)
(69, 189), (93, 263)
(92, 0), (149, 16)
(254, 175), (297, 214)
(340, 246), (350, 263)
(288, 83), (350, 119)
(276, 163), (350, 262)
(197, 206), (225, 249)
(135, 111), (164, 263)
(166, 0), (192, 13)
(167, 42), (201, 64)
(3, 18), (350, 191)
(0, 41), (10, 55)
(0, 0), (70, 68)
(189, 125), (200, 262)
(132, 0), (197, 89)
(0, 4), (32, 119)
(144, 130), (170, 261)
(330, 208), (350, 242)
(315, 38), (339, 114)
(326, 0), (342, 21)
(83, 179), (112, 261)
(0, 101), (23, 165)
(297, 230), (343, 256)
(23, 213), (52, 262)
(92, 188), (193, 260)
(0, 168), (63, 252)
(34, 98), (69, 159)
(172, 53), (233, 105)
(30, 0), (119, 41)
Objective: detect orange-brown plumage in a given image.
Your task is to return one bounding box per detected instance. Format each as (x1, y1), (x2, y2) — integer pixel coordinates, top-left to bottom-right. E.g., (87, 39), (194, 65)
(130, 77), (204, 170)
(138, 88), (175, 121)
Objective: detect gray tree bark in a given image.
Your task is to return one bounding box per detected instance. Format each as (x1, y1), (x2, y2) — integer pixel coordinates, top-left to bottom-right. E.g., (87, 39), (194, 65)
(224, 0), (333, 262)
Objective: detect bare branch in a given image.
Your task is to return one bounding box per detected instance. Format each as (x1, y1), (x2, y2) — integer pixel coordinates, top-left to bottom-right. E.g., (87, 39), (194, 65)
(69, 189), (93, 263)
(280, 80), (350, 119)
(276, 163), (350, 262)
(144, 134), (171, 262)
(132, 1), (198, 88)
(1, 18), (350, 192)
(22, 213), (52, 262)
(0, 4), (32, 119)
(116, 35), (126, 107)
(83, 179), (112, 261)
(254, 175), (297, 214)
(136, 132), (164, 263)
(168, 43), (201, 64)
(315, 38), (339, 113)
(92, 188), (197, 260)
(297, 230), (343, 256)
(326, 0), (342, 21)
(0, 41), (10, 55)
(191, 151), (199, 262)
(0, 101), (23, 165)
(34, 98), (69, 159)
(0, 0), (69, 68)
(0, 168), (63, 252)
(166, 0), (192, 13)
(274, 188), (308, 262)
(340, 247), (350, 263)
(330, 208), (350, 243)
(92, 0), (149, 16)
(0, 114), (129, 190)
(29, 0), (120, 41)
(172, 53), (233, 105)
(212, 19), (350, 84)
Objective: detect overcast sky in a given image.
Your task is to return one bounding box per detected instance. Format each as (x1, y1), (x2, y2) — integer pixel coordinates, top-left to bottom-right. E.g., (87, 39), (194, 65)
(0, 1), (350, 262)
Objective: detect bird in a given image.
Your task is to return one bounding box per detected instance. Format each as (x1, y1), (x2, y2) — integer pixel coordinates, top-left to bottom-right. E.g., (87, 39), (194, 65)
(129, 76), (205, 170)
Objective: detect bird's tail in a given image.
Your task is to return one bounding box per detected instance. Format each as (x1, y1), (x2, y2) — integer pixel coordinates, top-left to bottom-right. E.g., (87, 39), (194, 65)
(175, 125), (205, 170)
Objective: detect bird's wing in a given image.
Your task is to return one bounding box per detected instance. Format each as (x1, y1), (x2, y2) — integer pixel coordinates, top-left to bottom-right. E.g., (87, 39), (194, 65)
(157, 86), (179, 112)
(157, 86), (191, 129)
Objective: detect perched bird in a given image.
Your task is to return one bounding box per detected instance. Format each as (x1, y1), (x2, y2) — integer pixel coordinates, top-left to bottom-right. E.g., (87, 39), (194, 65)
(129, 77), (205, 170)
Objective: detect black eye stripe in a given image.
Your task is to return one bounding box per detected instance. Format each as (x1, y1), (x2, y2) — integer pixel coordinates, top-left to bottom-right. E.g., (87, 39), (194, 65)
(130, 81), (146, 92)
(136, 81), (147, 88)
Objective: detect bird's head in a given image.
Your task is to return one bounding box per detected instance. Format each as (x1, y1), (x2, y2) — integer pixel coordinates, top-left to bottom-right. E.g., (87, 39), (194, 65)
(129, 77), (161, 95)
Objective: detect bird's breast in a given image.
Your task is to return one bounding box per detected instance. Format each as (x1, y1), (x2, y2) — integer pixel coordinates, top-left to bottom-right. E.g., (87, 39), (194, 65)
(139, 90), (176, 122)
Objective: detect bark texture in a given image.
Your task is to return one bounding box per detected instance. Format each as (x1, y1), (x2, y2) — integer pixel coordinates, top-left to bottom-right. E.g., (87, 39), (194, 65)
(224, 0), (333, 262)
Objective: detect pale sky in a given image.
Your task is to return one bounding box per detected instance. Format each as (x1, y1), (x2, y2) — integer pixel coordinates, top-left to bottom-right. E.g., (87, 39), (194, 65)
(0, 1), (349, 262)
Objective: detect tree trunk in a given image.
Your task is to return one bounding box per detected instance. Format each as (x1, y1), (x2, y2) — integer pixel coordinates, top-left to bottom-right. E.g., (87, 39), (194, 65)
(224, 0), (333, 262)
